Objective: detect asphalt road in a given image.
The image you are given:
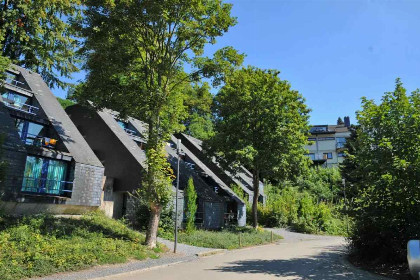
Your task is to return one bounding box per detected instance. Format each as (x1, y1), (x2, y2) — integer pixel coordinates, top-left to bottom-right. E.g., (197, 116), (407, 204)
(93, 232), (389, 280)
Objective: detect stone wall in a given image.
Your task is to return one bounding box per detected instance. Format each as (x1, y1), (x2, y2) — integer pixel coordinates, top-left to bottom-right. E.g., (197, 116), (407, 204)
(67, 162), (105, 207)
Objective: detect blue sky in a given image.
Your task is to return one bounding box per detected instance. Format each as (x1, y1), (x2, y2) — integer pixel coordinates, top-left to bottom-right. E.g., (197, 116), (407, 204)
(53, 0), (420, 125)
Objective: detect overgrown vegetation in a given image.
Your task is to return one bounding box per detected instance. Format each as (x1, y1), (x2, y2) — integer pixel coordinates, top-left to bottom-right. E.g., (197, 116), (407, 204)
(0, 212), (162, 280)
(253, 167), (348, 236)
(185, 177), (198, 233)
(130, 194), (175, 238)
(175, 227), (282, 249)
(342, 79), (420, 264)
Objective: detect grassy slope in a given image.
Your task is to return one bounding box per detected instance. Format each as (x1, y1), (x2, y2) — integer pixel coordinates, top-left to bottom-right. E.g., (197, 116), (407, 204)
(175, 228), (282, 249)
(0, 212), (162, 280)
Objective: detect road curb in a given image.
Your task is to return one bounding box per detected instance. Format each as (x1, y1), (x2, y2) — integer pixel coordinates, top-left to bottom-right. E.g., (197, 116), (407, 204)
(196, 249), (226, 257)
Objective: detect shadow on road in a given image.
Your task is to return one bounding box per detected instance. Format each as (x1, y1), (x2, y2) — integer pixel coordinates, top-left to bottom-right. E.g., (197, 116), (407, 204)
(210, 245), (382, 279)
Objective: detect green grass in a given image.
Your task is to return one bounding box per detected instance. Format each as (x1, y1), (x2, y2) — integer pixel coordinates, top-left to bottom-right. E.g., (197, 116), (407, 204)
(0, 211), (163, 280)
(175, 227), (282, 249)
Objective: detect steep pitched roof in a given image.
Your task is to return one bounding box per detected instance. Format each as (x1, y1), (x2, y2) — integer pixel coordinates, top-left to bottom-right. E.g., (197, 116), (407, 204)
(128, 118), (244, 204)
(12, 65), (102, 167)
(97, 109), (147, 169)
(180, 133), (264, 197)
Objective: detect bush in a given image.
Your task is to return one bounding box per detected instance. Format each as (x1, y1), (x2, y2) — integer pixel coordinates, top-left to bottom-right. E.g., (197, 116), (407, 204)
(342, 81), (420, 264)
(130, 194), (174, 237)
(0, 212), (161, 280)
(254, 185), (348, 236)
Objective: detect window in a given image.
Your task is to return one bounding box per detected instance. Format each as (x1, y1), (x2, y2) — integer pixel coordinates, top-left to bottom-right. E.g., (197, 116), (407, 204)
(338, 152), (346, 157)
(318, 137), (335, 141)
(310, 126), (327, 133)
(14, 118), (46, 145)
(323, 152), (333, 159)
(22, 156), (70, 195)
(307, 153), (315, 160)
(336, 137), (346, 148)
(2, 91), (29, 107)
(307, 138), (316, 141)
(116, 120), (128, 130)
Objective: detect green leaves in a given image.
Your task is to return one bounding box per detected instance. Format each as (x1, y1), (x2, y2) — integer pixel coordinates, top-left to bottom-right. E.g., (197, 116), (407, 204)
(0, 0), (82, 88)
(206, 66), (311, 227)
(342, 79), (420, 263)
(208, 66), (310, 180)
(185, 177), (197, 233)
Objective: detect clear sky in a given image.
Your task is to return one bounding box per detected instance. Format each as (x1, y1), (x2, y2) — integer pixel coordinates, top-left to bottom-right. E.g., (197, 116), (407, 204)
(52, 0), (420, 125)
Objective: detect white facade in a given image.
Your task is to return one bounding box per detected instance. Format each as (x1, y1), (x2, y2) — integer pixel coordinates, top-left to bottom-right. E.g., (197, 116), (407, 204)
(305, 124), (351, 168)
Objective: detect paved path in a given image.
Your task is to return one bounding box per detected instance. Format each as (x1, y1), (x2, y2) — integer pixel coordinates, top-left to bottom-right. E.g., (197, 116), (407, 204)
(92, 230), (389, 280)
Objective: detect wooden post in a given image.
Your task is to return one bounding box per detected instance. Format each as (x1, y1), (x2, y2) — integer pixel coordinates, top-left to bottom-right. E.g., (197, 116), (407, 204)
(271, 231), (274, 243)
(239, 233), (242, 247)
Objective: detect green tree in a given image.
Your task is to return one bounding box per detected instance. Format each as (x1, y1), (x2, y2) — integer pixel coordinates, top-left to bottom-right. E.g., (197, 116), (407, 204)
(185, 177), (197, 233)
(207, 66), (311, 228)
(337, 117), (344, 125)
(184, 82), (214, 140)
(342, 79), (420, 263)
(77, 0), (236, 248)
(0, 0), (81, 88)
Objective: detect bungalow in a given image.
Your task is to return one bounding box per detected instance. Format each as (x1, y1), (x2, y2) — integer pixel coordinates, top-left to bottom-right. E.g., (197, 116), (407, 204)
(0, 65), (104, 214)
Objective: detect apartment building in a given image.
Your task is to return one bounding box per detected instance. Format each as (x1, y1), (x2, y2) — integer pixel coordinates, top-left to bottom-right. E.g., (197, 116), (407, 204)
(305, 117), (351, 168)
(0, 65), (104, 214)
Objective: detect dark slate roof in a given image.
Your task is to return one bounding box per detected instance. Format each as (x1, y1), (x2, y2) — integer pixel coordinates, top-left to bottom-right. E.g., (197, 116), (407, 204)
(170, 135), (244, 204)
(165, 141), (226, 203)
(127, 118), (244, 204)
(180, 133), (265, 197)
(11, 65), (103, 167)
(97, 109), (147, 170)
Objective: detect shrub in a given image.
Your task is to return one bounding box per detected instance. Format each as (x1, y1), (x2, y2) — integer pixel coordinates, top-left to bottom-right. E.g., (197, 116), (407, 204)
(185, 177), (197, 233)
(342, 81), (420, 264)
(0, 212), (160, 280)
(130, 194), (174, 236)
(254, 184), (348, 236)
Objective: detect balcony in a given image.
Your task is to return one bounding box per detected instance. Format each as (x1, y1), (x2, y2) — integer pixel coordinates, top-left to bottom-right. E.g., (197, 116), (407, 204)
(307, 153), (328, 162)
(5, 75), (30, 91)
(2, 98), (39, 115)
(21, 177), (73, 197)
(24, 136), (58, 149)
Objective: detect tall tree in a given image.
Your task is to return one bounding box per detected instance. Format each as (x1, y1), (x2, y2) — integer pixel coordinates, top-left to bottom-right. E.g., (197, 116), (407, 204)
(337, 117), (344, 125)
(0, 0), (81, 88)
(342, 79), (420, 263)
(207, 66), (311, 228)
(77, 0), (236, 247)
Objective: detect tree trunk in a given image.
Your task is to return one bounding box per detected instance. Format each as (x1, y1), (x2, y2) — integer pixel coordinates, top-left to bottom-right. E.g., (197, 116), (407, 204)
(252, 169), (260, 228)
(145, 202), (162, 248)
